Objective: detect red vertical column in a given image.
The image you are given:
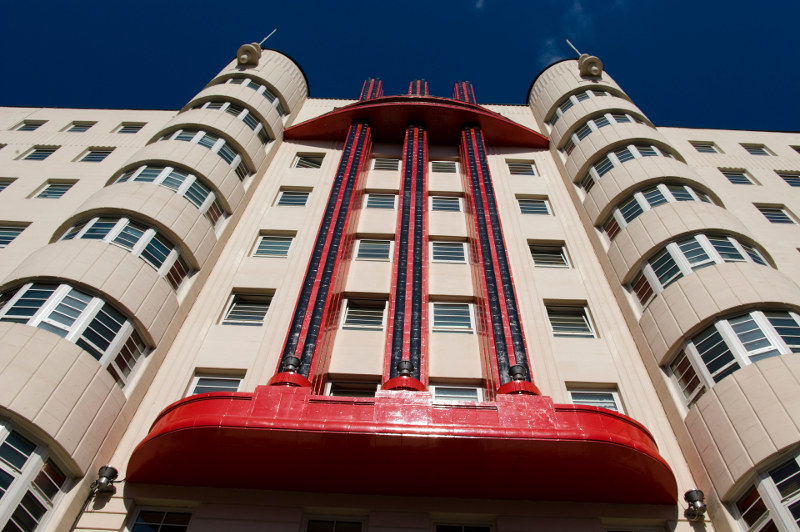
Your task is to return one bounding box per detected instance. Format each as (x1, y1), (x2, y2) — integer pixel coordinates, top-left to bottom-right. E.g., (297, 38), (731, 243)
(382, 125), (428, 391)
(269, 122), (373, 391)
(408, 79), (429, 96)
(360, 78), (384, 101)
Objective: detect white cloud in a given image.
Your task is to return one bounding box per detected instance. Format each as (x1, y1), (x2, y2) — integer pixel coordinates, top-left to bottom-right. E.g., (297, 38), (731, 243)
(475, 0), (485, 8)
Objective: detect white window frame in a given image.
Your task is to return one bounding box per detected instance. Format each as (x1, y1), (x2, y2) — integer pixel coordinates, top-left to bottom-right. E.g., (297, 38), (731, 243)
(187, 373), (244, 396)
(60, 216), (186, 284)
(546, 89), (610, 126)
(690, 141), (720, 154)
(430, 302), (475, 333)
(631, 233), (767, 308)
(430, 195), (463, 212)
(568, 388), (624, 413)
(372, 158), (400, 171)
(221, 293), (271, 326)
(276, 190), (310, 207)
(191, 101), (270, 144)
(252, 234), (294, 258)
(0, 282), (146, 386)
(517, 197), (551, 215)
(506, 160), (537, 176)
(580, 144), (673, 192)
(365, 193), (397, 209)
(430, 241), (468, 264)
(115, 165), (225, 228)
(430, 385), (482, 403)
(757, 205), (797, 224)
(354, 239), (393, 261)
(732, 452), (800, 531)
(546, 305), (596, 338)
(0, 422), (69, 532)
(293, 154), (325, 169)
(529, 243), (570, 268)
(560, 112), (644, 155)
(160, 129), (248, 177)
(430, 160), (458, 173)
(116, 123), (145, 134)
(223, 76), (288, 116)
(0, 225), (26, 248)
(341, 299), (387, 331)
(602, 183), (711, 238)
(33, 180), (74, 199)
(324, 380), (380, 398)
(669, 310), (800, 408)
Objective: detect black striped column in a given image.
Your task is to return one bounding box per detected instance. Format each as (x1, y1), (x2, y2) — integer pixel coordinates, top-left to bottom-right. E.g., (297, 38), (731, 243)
(453, 81), (477, 104)
(270, 121), (372, 388)
(360, 78), (383, 101)
(460, 124), (539, 395)
(383, 125), (428, 391)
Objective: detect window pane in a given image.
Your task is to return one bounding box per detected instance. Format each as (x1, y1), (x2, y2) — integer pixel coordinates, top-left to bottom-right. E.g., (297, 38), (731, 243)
(693, 325), (739, 382)
(278, 192), (309, 206)
(728, 314), (781, 362)
(431, 196), (461, 212)
(112, 221), (146, 250)
(708, 236), (745, 262)
(0, 432), (36, 470)
(518, 198), (550, 215)
(529, 245), (568, 268)
(192, 377), (241, 394)
(432, 242), (466, 263)
(618, 197), (644, 222)
(254, 236), (292, 257)
(677, 237), (714, 270)
(765, 312), (800, 352)
(569, 391), (619, 412)
(343, 301), (385, 329)
(356, 240), (391, 260)
(373, 158), (400, 171)
(650, 248), (683, 288)
(365, 194), (395, 209)
(547, 308), (593, 337)
(506, 161), (536, 176)
(223, 295), (271, 326)
(432, 303), (472, 331)
(642, 187), (667, 208)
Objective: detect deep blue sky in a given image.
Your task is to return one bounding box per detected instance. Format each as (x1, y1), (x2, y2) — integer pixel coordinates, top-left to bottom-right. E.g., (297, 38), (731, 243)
(1, 1), (798, 131)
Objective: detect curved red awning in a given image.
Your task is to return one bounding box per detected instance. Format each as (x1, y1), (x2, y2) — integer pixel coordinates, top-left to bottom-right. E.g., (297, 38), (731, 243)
(128, 386), (676, 504)
(283, 95), (550, 148)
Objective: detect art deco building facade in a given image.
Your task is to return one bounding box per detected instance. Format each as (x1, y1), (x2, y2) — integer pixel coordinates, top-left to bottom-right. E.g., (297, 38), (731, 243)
(0, 44), (799, 532)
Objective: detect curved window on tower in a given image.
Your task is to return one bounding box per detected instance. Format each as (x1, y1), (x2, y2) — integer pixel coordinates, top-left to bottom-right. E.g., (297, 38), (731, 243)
(668, 309), (800, 407)
(222, 77), (288, 116)
(559, 111), (647, 155)
(600, 182), (713, 240)
(60, 216), (191, 290)
(732, 451), (800, 531)
(0, 283), (149, 386)
(190, 100), (271, 145)
(115, 165), (226, 228)
(0, 421), (70, 532)
(578, 144), (676, 193)
(629, 233), (769, 308)
(158, 129), (251, 180)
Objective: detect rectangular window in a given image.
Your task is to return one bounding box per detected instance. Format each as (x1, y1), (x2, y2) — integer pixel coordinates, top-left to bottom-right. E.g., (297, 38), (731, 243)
(80, 148), (114, 162)
(742, 143), (772, 156)
(631, 271), (655, 307)
(431, 241), (467, 263)
(518, 197), (551, 215)
(669, 350), (705, 407)
(66, 122), (95, 132)
(355, 239), (392, 261)
(757, 205), (796, 224)
(431, 160), (458, 173)
(569, 389), (623, 412)
(0, 225), (26, 248)
(221, 294), (271, 326)
(690, 141), (719, 154)
(293, 154), (324, 169)
(430, 196), (462, 212)
(507, 160), (536, 176)
(22, 147), (57, 161)
(117, 123), (145, 134)
(430, 385), (482, 402)
(277, 190), (310, 206)
(189, 374), (242, 395)
(342, 299), (386, 330)
(431, 302), (473, 333)
(547, 306), (595, 338)
(15, 121), (45, 132)
(326, 380), (379, 398)
(253, 235), (293, 257)
(529, 244), (569, 268)
(721, 169), (755, 185)
(373, 158), (400, 171)
(34, 181), (74, 199)
(0, 178), (14, 193)
(130, 511), (192, 532)
(778, 172), (800, 187)
(365, 193), (396, 209)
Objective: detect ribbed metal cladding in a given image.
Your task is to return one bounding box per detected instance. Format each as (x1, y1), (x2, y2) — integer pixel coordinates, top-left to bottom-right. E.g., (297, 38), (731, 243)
(408, 79), (429, 96)
(359, 78), (384, 101)
(452, 81), (477, 104)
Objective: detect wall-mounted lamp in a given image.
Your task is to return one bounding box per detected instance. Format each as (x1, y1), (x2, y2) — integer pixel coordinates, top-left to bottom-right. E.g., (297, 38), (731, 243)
(281, 356), (301, 373)
(396, 360), (415, 377)
(90, 465), (119, 494)
(508, 364), (528, 381)
(684, 489), (707, 521)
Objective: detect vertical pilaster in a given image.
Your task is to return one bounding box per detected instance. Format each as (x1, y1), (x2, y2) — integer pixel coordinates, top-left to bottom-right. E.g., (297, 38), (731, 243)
(360, 78), (384, 101)
(383, 125), (428, 391)
(453, 81), (477, 104)
(460, 125), (539, 396)
(270, 122), (373, 389)
(408, 79), (429, 96)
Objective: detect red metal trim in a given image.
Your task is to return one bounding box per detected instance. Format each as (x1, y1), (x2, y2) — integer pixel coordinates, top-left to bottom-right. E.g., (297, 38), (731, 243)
(382, 376), (426, 391)
(266, 372), (312, 388)
(128, 386), (677, 504)
(418, 130), (429, 385)
(284, 96), (549, 148)
(497, 380), (540, 395)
